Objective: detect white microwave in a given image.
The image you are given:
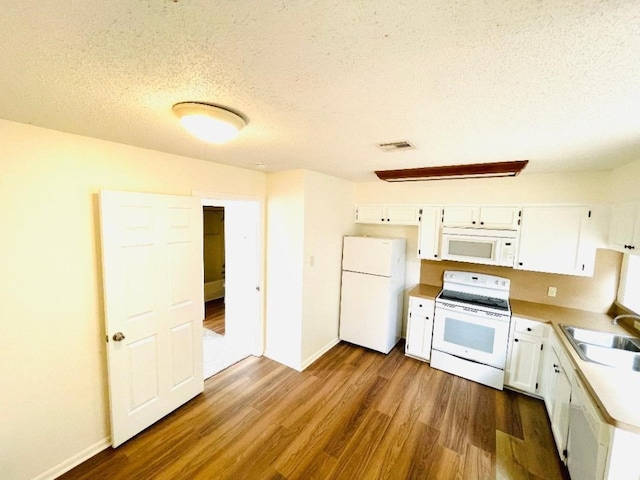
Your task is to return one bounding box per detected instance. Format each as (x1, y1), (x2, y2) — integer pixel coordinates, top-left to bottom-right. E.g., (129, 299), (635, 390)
(441, 227), (517, 267)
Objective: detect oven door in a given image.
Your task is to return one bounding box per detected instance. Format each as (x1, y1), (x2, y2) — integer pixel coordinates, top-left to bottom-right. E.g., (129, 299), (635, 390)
(440, 234), (502, 266)
(432, 305), (510, 369)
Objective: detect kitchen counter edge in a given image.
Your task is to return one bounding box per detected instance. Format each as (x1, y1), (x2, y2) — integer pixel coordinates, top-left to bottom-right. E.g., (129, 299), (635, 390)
(408, 284), (640, 434)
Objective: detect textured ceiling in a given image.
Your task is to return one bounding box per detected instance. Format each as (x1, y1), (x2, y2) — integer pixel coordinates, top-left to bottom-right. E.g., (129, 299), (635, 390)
(1, 0), (640, 181)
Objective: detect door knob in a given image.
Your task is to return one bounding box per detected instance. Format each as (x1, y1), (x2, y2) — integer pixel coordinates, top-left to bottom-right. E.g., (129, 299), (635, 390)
(112, 332), (126, 342)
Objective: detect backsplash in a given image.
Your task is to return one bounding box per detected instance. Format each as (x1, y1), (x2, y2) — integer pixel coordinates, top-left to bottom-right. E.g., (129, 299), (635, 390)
(420, 249), (622, 314)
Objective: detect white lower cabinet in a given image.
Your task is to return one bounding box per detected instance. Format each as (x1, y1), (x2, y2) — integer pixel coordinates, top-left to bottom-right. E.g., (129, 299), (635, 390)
(548, 348), (572, 461)
(567, 371), (610, 480)
(505, 317), (546, 394)
(405, 297), (434, 361)
(541, 332), (573, 461)
(509, 322), (640, 480)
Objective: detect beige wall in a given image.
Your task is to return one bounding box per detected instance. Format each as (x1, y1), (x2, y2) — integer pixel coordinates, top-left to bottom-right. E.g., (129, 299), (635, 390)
(301, 170), (355, 366)
(420, 249), (622, 313)
(355, 170), (612, 205)
(264, 170), (305, 369)
(265, 170), (355, 370)
(0, 120), (266, 480)
(609, 157), (640, 203)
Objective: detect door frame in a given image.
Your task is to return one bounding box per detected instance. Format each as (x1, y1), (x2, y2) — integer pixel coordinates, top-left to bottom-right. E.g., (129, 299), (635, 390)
(196, 191), (264, 357)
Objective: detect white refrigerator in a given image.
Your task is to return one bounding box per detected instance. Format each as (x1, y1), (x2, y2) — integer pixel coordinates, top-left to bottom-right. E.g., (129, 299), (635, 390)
(339, 236), (406, 354)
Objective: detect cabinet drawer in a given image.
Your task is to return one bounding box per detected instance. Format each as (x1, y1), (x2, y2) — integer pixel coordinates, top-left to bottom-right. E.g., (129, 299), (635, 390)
(513, 317), (547, 338)
(410, 297), (434, 317)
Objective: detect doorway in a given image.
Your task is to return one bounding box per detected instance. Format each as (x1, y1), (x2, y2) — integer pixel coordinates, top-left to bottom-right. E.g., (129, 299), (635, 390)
(201, 197), (262, 378)
(203, 206), (226, 335)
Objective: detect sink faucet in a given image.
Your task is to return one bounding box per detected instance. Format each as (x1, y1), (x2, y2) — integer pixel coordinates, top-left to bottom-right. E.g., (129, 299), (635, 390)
(612, 314), (640, 325)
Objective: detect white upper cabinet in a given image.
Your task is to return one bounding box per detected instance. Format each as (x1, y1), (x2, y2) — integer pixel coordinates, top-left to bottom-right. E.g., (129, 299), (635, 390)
(442, 206), (521, 229)
(355, 204), (421, 225)
(516, 206), (595, 276)
(609, 202), (640, 254)
(417, 206), (442, 260)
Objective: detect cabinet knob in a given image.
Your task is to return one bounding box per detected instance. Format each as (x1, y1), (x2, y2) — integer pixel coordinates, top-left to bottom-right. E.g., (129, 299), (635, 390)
(514, 338), (519, 342)
(553, 363), (558, 368)
(526, 327), (532, 332)
(472, 221), (476, 224)
(480, 221), (485, 225)
(518, 262), (523, 266)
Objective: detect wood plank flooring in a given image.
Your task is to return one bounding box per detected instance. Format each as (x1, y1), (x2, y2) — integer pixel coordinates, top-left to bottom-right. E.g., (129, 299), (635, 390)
(204, 298), (225, 334)
(59, 341), (569, 480)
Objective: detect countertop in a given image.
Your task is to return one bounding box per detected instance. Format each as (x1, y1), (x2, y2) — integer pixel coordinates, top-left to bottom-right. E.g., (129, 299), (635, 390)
(408, 284), (640, 434)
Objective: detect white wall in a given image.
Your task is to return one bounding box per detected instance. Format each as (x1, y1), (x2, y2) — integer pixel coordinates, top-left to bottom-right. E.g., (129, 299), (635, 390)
(301, 171), (355, 367)
(0, 120), (266, 480)
(264, 170), (305, 369)
(355, 170), (612, 205)
(609, 157), (640, 202)
(265, 169), (354, 370)
(354, 224), (420, 335)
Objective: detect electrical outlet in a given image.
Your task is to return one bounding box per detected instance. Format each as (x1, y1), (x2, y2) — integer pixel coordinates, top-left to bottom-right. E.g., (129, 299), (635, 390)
(547, 286), (557, 297)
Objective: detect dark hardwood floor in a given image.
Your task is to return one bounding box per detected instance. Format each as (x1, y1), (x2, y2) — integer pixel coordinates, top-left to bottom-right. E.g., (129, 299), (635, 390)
(59, 341), (568, 480)
(204, 298), (225, 334)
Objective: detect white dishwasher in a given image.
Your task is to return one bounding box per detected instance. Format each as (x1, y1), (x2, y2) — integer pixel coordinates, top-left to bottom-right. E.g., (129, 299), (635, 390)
(567, 372), (610, 480)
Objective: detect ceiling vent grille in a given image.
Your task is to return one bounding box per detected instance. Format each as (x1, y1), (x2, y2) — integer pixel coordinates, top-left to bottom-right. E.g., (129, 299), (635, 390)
(377, 141), (416, 152)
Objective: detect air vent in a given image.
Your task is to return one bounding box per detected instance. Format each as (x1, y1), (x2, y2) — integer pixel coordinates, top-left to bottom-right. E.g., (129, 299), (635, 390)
(377, 141), (416, 152)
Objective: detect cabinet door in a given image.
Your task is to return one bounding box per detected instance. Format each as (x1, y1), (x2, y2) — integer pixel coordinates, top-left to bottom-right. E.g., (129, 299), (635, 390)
(417, 207), (442, 260)
(609, 203), (640, 252)
(442, 206), (478, 226)
(355, 204), (386, 224)
(551, 361), (572, 461)
(479, 206), (521, 229)
(516, 206), (595, 276)
(405, 297), (434, 361)
(506, 334), (543, 394)
(386, 205), (421, 225)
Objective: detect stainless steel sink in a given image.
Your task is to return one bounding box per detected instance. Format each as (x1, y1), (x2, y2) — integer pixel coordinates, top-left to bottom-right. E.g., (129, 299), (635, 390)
(560, 324), (640, 371)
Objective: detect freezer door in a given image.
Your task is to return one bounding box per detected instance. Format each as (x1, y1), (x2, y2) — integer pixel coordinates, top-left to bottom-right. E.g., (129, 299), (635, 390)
(339, 271), (397, 353)
(342, 236), (396, 277)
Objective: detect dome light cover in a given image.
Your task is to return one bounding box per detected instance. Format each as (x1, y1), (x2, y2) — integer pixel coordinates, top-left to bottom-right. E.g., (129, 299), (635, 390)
(172, 102), (247, 144)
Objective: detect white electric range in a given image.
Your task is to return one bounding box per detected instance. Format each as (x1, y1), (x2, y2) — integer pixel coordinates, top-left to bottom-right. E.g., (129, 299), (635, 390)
(431, 271), (512, 390)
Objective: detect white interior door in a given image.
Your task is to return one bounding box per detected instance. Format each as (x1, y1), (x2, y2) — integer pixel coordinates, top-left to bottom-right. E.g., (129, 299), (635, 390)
(223, 200), (261, 356)
(100, 190), (204, 447)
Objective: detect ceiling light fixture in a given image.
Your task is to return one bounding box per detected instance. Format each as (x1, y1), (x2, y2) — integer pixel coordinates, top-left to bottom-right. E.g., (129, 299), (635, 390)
(172, 102), (247, 144)
(375, 160), (529, 182)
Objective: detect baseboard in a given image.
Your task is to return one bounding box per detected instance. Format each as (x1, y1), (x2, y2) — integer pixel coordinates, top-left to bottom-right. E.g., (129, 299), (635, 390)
(33, 437), (111, 480)
(301, 337), (341, 371)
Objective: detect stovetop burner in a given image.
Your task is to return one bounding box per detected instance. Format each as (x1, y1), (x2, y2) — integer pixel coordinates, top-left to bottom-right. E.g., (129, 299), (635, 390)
(438, 289), (510, 312)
